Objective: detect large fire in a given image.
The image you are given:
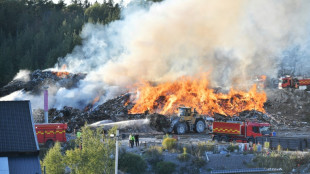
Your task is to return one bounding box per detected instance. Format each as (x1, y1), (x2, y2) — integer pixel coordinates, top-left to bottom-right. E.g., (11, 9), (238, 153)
(128, 75), (267, 116)
(52, 64), (70, 78)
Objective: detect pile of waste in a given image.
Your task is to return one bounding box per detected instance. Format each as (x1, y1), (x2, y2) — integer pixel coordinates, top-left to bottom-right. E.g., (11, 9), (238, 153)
(0, 70), (86, 97)
(2, 70), (310, 133)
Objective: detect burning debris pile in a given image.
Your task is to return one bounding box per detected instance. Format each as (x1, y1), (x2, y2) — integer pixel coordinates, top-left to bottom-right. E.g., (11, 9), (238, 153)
(0, 70), (86, 98)
(129, 76), (266, 116)
(2, 69), (310, 134)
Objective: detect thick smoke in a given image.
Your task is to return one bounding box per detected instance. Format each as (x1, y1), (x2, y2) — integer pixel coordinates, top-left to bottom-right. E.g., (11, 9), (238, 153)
(3, 0), (310, 109)
(61, 0), (310, 84)
(54, 0), (310, 108)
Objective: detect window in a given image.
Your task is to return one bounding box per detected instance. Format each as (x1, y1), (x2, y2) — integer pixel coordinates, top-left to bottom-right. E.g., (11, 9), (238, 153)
(179, 109), (186, 116)
(259, 126), (271, 135)
(0, 157), (9, 174)
(252, 126), (259, 133)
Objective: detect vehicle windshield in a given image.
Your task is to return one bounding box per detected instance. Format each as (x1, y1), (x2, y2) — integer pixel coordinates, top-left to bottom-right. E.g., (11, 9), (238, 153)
(259, 126), (271, 134)
(179, 108), (187, 116)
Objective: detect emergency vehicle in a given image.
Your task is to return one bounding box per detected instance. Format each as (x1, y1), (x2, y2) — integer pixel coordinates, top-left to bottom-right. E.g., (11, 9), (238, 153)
(35, 123), (67, 148)
(212, 121), (271, 143)
(279, 75), (310, 90)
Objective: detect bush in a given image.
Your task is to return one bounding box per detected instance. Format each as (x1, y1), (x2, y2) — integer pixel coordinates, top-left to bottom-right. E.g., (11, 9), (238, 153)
(178, 147), (191, 162)
(178, 153), (191, 162)
(179, 166), (200, 174)
(290, 152), (310, 166)
(144, 146), (163, 165)
(194, 141), (215, 157)
(253, 152), (295, 173)
(42, 142), (65, 174)
(227, 143), (239, 152)
(64, 126), (116, 174)
(63, 139), (77, 151)
(155, 161), (176, 174)
(119, 152), (147, 174)
(191, 157), (206, 168)
(162, 137), (177, 151)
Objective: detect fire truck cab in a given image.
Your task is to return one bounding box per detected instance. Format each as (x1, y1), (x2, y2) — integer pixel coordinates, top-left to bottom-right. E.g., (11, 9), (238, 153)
(212, 121), (271, 143)
(35, 123), (67, 148)
(279, 76), (310, 90)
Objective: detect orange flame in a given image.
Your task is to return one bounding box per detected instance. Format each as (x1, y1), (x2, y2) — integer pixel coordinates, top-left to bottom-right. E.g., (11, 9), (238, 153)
(52, 64), (70, 78)
(128, 75), (266, 116)
(260, 75), (267, 81)
(92, 96), (100, 106)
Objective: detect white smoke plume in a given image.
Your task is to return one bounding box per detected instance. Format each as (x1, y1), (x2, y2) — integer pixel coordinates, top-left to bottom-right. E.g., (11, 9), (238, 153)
(61, 0), (310, 83)
(54, 0), (310, 108)
(3, 0), (310, 109)
(13, 69), (31, 82)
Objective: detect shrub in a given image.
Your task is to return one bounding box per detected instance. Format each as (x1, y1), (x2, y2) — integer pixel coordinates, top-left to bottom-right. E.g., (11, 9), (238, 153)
(155, 161), (176, 174)
(63, 139), (77, 151)
(191, 157), (206, 168)
(290, 152), (310, 166)
(42, 142), (65, 174)
(253, 152), (294, 173)
(179, 166), (200, 174)
(119, 152), (147, 174)
(162, 137), (176, 151)
(193, 141), (215, 157)
(277, 144), (282, 152)
(178, 147), (191, 162)
(144, 146), (163, 165)
(227, 143), (239, 152)
(64, 126), (116, 174)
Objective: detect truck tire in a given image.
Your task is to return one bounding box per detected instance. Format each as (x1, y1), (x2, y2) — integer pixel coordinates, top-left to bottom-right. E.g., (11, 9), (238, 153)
(176, 122), (187, 134)
(46, 140), (54, 148)
(195, 120), (205, 133)
(212, 135), (219, 142)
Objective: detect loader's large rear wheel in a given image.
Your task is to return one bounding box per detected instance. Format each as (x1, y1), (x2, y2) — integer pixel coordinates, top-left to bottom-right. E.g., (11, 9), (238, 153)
(195, 120), (205, 133)
(176, 122), (187, 134)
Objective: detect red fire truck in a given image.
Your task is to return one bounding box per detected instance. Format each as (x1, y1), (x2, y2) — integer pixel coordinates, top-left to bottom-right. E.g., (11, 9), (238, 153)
(279, 76), (310, 90)
(35, 123), (67, 148)
(212, 121), (271, 143)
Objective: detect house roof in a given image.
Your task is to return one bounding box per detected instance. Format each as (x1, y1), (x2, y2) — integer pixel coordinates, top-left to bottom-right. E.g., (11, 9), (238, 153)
(0, 101), (39, 153)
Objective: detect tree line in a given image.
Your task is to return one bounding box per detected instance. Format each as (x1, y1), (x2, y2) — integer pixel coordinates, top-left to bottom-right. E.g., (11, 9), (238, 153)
(0, 0), (121, 87)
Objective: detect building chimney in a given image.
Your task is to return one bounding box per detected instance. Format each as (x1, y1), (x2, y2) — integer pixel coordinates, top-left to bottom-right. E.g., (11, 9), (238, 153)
(44, 86), (49, 123)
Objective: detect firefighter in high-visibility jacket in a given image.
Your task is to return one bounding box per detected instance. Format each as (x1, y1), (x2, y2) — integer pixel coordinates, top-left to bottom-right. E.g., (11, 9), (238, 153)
(77, 130), (82, 149)
(129, 134), (135, 148)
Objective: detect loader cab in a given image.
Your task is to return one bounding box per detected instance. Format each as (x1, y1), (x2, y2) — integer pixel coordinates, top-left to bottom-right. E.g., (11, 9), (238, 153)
(178, 107), (192, 117)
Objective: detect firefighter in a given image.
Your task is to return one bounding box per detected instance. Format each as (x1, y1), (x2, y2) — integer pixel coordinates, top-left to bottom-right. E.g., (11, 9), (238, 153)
(129, 134), (135, 148)
(77, 129), (82, 149)
(134, 134), (139, 147)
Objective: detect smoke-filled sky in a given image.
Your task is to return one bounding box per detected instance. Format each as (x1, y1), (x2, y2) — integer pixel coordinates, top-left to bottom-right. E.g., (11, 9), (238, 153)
(61, 0), (310, 84)
(2, 0), (310, 109)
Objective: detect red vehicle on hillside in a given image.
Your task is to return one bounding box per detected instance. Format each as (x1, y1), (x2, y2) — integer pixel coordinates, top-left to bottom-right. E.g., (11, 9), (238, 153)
(279, 75), (310, 91)
(35, 123), (67, 148)
(212, 121), (271, 143)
